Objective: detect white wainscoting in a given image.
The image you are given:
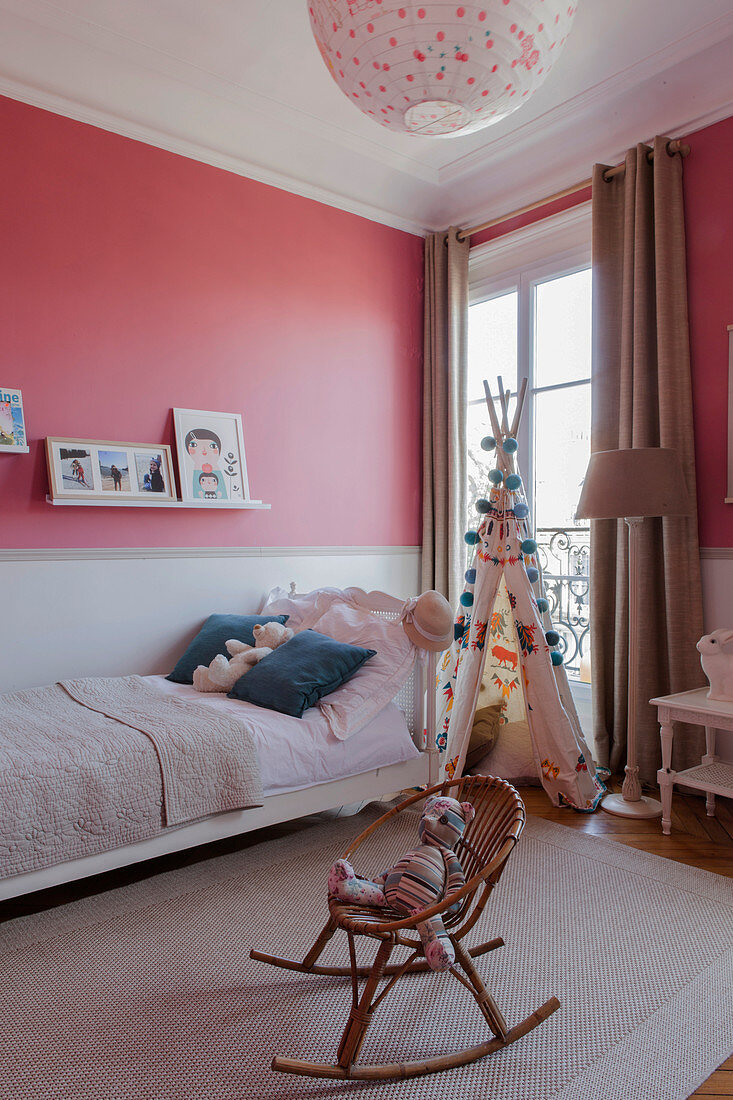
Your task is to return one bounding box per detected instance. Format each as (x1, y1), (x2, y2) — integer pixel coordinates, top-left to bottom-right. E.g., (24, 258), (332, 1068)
(0, 546), (420, 692)
(701, 549), (733, 631)
(700, 549), (733, 762)
(3, 545), (731, 761)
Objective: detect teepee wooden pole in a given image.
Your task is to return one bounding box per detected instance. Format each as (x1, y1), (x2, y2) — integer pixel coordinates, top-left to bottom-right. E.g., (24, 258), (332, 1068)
(504, 388), (516, 473)
(510, 378), (528, 439)
(497, 376), (510, 435)
(483, 379), (503, 443)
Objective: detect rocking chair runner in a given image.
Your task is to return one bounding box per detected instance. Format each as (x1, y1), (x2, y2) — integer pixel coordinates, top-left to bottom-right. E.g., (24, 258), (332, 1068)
(250, 774), (560, 1081)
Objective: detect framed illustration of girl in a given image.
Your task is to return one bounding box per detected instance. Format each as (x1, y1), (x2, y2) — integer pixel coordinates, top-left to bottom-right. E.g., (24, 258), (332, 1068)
(173, 409), (251, 504)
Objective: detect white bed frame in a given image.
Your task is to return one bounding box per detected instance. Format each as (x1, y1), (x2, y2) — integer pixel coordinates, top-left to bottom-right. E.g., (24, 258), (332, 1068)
(0, 588), (439, 901)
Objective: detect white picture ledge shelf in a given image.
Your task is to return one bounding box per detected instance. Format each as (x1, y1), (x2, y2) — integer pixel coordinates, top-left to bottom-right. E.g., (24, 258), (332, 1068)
(46, 495), (271, 510)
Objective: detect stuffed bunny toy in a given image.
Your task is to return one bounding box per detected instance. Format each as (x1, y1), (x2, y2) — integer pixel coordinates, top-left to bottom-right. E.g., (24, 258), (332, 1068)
(696, 628), (733, 701)
(328, 794), (475, 972)
(192, 621), (294, 693)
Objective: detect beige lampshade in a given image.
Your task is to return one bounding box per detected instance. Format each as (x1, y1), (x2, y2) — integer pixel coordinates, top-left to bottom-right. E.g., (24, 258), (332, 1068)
(575, 448), (692, 520)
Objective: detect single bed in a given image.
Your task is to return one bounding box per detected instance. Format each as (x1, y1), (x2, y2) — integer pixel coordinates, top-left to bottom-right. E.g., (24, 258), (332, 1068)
(0, 588), (438, 901)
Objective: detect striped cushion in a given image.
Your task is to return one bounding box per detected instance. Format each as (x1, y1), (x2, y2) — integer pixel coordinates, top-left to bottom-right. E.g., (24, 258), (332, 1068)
(384, 845), (446, 913)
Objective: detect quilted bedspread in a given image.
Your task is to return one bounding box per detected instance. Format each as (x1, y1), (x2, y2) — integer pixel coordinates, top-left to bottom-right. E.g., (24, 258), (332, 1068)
(0, 676), (263, 880)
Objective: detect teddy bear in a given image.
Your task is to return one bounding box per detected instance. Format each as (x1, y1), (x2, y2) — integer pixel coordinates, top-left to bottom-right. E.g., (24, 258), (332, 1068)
(328, 793), (475, 972)
(192, 621), (294, 693)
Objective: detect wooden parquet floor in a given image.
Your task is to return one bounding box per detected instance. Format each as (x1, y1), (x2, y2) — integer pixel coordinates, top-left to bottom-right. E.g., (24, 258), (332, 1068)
(517, 783), (733, 1098)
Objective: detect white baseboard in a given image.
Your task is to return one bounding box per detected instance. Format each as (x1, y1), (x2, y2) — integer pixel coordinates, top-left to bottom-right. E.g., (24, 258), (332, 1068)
(0, 546), (421, 692)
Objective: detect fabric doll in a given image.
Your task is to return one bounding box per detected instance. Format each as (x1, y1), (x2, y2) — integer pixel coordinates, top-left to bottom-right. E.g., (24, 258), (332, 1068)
(328, 794), (475, 972)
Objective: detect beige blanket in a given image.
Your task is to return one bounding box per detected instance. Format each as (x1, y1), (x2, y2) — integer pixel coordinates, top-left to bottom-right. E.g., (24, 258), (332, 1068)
(0, 676), (263, 880)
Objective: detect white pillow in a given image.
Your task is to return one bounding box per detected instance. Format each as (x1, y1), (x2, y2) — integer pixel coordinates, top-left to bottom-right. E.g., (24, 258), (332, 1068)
(310, 601), (416, 740)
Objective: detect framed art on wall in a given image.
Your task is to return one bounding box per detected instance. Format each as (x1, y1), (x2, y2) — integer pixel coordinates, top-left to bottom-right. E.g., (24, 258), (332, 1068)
(173, 408), (251, 504)
(0, 387), (29, 453)
(46, 438), (176, 502)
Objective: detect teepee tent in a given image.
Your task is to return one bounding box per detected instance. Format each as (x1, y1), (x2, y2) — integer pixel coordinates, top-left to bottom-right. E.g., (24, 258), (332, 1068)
(437, 378), (606, 811)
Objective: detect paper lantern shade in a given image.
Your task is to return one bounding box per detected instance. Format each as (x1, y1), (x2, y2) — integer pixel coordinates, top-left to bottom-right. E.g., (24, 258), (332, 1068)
(307, 1), (578, 137)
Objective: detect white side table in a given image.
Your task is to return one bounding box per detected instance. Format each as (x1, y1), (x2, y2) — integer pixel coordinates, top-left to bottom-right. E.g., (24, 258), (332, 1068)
(651, 688), (733, 835)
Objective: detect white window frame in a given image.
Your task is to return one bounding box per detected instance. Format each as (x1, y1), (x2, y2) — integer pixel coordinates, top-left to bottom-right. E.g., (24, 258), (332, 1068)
(468, 203), (592, 714)
(468, 202), (591, 522)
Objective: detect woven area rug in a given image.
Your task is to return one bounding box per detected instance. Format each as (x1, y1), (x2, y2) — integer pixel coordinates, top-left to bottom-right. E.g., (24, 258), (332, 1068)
(1, 808), (731, 1100)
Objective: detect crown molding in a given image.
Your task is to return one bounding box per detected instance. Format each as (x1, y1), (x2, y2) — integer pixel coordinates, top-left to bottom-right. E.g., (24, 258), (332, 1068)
(0, 75), (433, 237)
(439, 12), (733, 185)
(673, 100), (733, 141)
(1, 0), (732, 236)
(0, 0), (440, 186)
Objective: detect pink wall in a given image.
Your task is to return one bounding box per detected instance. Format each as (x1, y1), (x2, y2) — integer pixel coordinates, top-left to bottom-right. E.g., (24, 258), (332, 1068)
(0, 96), (423, 549)
(684, 113), (733, 548)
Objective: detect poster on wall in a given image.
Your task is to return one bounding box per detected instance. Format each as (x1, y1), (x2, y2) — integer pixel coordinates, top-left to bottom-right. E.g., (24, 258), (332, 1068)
(0, 387), (29, 453)
(45, 437), (177, 502)
(173, 409), (251, 504)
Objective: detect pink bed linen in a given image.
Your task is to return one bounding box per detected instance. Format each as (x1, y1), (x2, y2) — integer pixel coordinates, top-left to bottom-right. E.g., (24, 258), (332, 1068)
(146, 676), (420, 795)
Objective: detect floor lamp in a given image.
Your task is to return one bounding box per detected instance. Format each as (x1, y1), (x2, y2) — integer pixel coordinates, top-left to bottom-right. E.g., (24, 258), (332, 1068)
(576, 448), (692, 818)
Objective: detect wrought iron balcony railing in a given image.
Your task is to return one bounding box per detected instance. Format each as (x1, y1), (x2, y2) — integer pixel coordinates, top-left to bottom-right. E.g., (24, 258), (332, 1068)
(535, 526), (590, 682)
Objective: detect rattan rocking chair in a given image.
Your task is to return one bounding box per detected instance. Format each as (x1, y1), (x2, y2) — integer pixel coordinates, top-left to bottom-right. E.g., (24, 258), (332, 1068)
(250, 774), (559, 1081)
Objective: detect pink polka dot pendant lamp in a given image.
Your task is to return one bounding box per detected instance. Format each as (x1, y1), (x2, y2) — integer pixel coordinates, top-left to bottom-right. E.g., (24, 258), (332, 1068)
(308, 1), (578, 137)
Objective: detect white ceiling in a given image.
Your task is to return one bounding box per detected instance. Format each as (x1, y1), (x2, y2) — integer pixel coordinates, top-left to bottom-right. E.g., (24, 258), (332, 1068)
(1, 0), (732, 235)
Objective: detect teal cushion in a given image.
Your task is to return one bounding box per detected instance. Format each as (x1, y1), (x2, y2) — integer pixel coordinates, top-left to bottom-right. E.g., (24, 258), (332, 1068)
(228, 629), (376, 717)
(167, 614), (289, 684)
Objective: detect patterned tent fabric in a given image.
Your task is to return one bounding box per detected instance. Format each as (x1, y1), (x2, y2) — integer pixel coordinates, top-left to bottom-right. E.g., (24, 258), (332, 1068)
(436, 484), (606, 811)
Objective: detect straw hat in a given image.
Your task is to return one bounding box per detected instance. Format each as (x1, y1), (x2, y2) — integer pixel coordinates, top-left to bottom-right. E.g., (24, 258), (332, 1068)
(399, 590), (454, 652)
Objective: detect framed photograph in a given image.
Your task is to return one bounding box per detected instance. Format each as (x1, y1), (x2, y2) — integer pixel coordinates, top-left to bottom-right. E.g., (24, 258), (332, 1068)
(173, 408), (251, 504)
(132, 448), (173, 497)
(0, 387), (29, 453)
(98, 449), (131, 493)
(46, 438), (176, 502)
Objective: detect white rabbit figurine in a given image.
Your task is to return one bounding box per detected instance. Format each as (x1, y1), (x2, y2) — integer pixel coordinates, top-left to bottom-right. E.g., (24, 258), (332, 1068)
(696, 629), (733, 701)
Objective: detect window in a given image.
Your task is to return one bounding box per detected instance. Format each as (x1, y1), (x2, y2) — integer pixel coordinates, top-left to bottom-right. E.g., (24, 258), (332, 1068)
(467, 207), (592, 706)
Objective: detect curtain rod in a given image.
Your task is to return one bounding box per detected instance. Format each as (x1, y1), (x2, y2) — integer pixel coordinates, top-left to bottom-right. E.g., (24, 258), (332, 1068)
(457, 138), (690, 242)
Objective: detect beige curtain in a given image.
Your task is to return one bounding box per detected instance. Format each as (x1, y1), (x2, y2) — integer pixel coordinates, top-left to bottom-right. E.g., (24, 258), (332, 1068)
(591, 136), (705, 783)
(421, 228), (470, 609)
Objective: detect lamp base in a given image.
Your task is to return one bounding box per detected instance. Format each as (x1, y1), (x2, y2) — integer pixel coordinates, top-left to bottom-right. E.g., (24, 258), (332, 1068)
(601, 792), (662, 819)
